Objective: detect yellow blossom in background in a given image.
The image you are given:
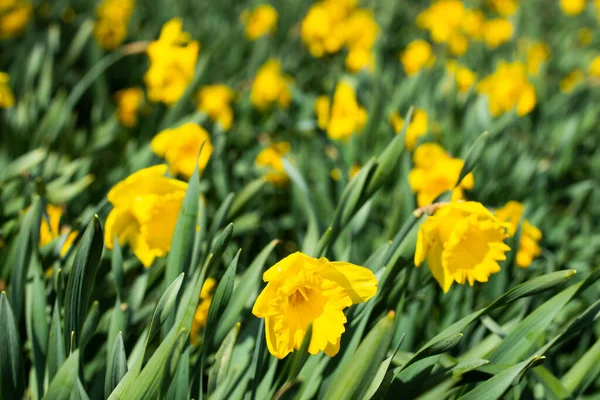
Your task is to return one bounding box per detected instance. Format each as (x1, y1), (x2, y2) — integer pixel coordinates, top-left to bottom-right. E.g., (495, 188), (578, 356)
(242, 4), (278, 41)
(0, 72), (15, 108)
(477, 61), (536, 117)
(400, 40), (436, 77)
(408, 143), (474, 207)
(252, 252), (377, 359)
(255, 141), (291, 185)
(417, 0), (465, 43)
(93, 0), (134, 50)
(462, 10), (486, 40)
(191, 277), (217, 345)
(151, 122), (213, 179)
(588, 56), (600, 77)
(104, 165), (187, 267)
(577, 28), (592, 46)
(494, 201), (542, 268)
(489, 0), (519, 16)
(349, 164), (361, 180)
(415, 201), (510, 293)
(525, 42), (551, 76)
(145, 18), (200, 105)
(114, 88), (144, 127)
(390, 108), (428, 151)
(345, 46), (375, 72)
(195, 84), (235, 131)
(317, 81), (367, 141)
(39, 204), (78, 257)
(560, 0), (586, 15)
(446, 60), (477, 93)
(0, 0), (32, 39)
(449, 34), (468, 56)
(559, 69), (584, 93)
(483, 18), (513, 48)
(344, 9), (379, 72)
(250, 59), (293, 110)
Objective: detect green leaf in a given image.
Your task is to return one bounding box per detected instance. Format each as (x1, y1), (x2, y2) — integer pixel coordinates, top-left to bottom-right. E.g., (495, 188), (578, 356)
(561, 337), (600, 394)
(361, 334), (405, 400)
(0, 292), (23, 399)
(208, 192), (235, 241)
(43, 350), (79, 400)
(47, 301), (66, 382)
(80, 301), (100, 349)
(532, 366), (571, 400)
(456, 131), (489, 186)
(399, 332), (463, 372)
(228, 178), (266, 219)
(208, 323), (240, 396)
(111, 238), (124, 300)
(167, 346), (190, 400)
(26, 257), (49, 397)
(3, 148), (47, 181)
(105, 333), (128, 398)
(71, 378), (91, 400)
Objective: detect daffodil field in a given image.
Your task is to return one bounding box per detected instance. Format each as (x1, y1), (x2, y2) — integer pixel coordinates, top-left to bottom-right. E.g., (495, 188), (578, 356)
(1, 0), (600, 398)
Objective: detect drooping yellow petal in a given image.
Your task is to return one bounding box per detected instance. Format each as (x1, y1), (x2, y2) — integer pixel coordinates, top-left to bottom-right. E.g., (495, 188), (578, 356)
(318, 262), (378, 303)
(104, 207), (139, 249)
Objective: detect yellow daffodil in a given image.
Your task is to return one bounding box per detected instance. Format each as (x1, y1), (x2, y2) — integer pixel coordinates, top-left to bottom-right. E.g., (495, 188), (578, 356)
(0, 0), (32, 39)
(447, 61), (477, 93)
(114, 88), (144, 127)
(400, 40), (436, 77)
(93, 0), (134, 50)
(252, 252), (377, 359)
(482, 18), (513, 48)
(588, 56), (600, 78)
(151, 122), (213, 179)
(145, 18), (200, 105)
(449, 34), (468, 56)
(0, 72), (15, 108)
(191, 277), (217, 345)
(315, 95), (330, 130)
(250, 59), (293, 110)
(343, 9), (378, 71)
(345, 46), (375, 72)
(316, 81), (367, 141)
(477, 61), (536, 117)
(560, 0), (586, 15)
(39, 204), (78, 257)
(104, 165), (188, 267)
(489, 0), (519, 16)
(525, 42), (551, 76)
(390, 108), (428, 151)
(415, 201), (510, 293)
(255, 141), (291, 185)
(195, 84), (234, 131)
(462, 10), (486, 40)
(559, 69), (584, 93)
(408, 143), (474, 207)
(417, 0), (466, 44)
(242, 5), (278, 41)
(494, 201), (542, 268)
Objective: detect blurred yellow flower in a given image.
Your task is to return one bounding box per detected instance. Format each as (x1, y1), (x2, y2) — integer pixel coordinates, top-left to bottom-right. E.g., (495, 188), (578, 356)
(345, 46), (375, 72)
(191, 277), (217, 345)
(255, 141), (291, 185)
(417, 0), (466, 43)
(415, 201), (510, 293)
(317, 81), (367, 141)
(494, 201), (542, 268)
(477, 61), (536, 117)
(114, 88), (144, 127)
(408, 143), (474, 207)
(560, 0), (586, 15)
(0, 72), (15, 108)
(462, 10), (486, 40)
(446, 60), (477, 93)
(390, 108), (428, 151)
(104, 165), (188, 267)
(39, 204), (78, 257)
(400, 40), (436, 77)
(145, 18), (200, 105)
(0, 0), (32, 39)
(250, 59), (293, 110)
(589, 56), (600, 77)
(93, 0), (134, 50)
(349, 164), (361, 179)
(343, 9), (378, 71)
(151, 122), (213, 179)
(242, 4), (278, 41)
(525, 42), (551, 76)
(449, 34), (468, 56)
(195, 84), (234, 131)
(252, 252), (377, 359)
(483, 18), (513, 48)
(489, 0), (519, 16)
(559, 69), (584, 93)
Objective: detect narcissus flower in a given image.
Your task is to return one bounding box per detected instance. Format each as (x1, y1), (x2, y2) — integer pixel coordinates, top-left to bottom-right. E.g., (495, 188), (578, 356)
(0, 72), (15, 108)
(316, 81), (367, 141)
(191, 277), (217, 345)
(590, 56), (600, 78)
(104, 165), (187, 267)
(446, 60), (477, 93)
(114, 88), (144, 127)
(145, 18), (200, 105)
(39, 204), (78, 257)
(93, 0), (134, 50)
(477, 61), (536, 117)
(250, 60), (293, 110)
(0, 0), (32, 39)
(417, 0), (465, 44)
(482, 18), (513, 48)
(415, 202), (510, 293)
(489, 0), (519, 16)
(255, 141), (291, 185)
(525, 42), (551, 76)
(241, 4), (278, 41)
(408, 143), (474, 207)
(400, 40), (436, 77)
(560, 0), (586, 15)
(151, 122), (213, 179)
(389, 108), (428, 151)
(494, 201), (542, 268)
(559, 70), (584, 93)
(252, 252), (377, 359)
(462, 10), (485, 40)
(195, 84), (235, 131)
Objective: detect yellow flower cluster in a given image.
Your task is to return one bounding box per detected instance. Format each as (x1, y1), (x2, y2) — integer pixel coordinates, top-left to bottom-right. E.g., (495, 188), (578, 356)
(446, 60), (477, 93)
(250, 59), (293, 110)
(104, 165), (187, 267)
(415, 202), (510, 293)
(301, 0), (379, 72)
(488, 0), (519, 16)
(0, 0), (32, 39)
(195, 84), (235, 131)
(0, 72), (15, 108)
(560, 0), (586, 15)
(191, 277), (217, 345)
(145, 18), (200, 105)
(408, 143), (474, 207)
(241, 4), (278, 41)
(151, 122), (213, 179)
(477, 61), (536, 117)
(494, 201), (542, 268)
(255, 141), (291, 185)
(315, 81), (367, 141)
(114, 88), (144, 127)
(39, 205), (78, 257)
(252, 252), (377, 359)
(93, 0), (135, 50)
(524, 41), (551, 76)
(389, 108), (428, 151)
(400, 40), (436, 76)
